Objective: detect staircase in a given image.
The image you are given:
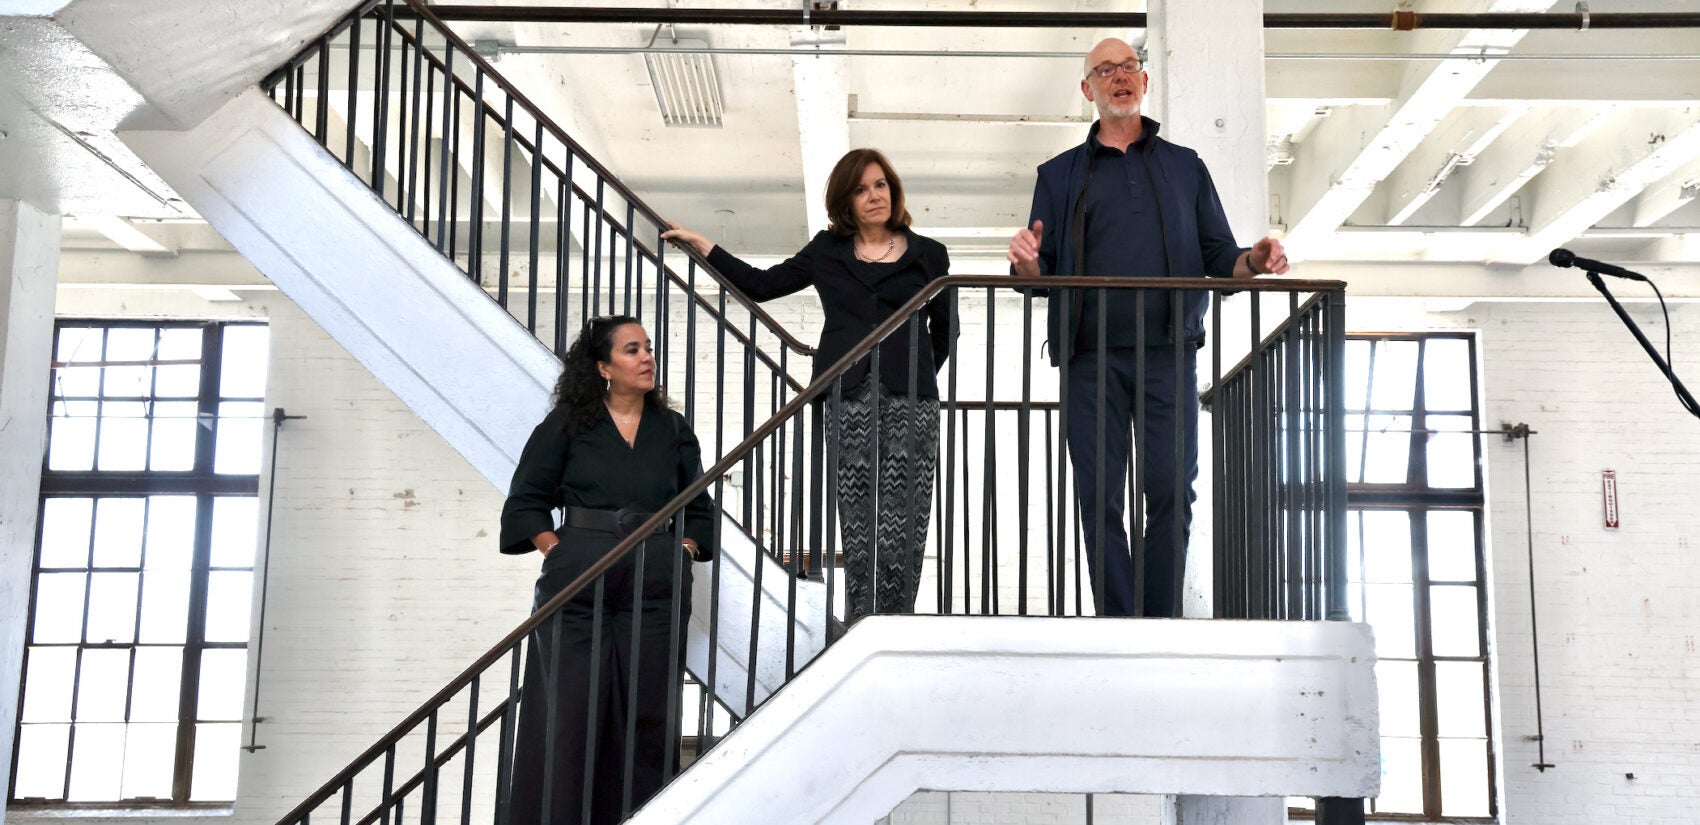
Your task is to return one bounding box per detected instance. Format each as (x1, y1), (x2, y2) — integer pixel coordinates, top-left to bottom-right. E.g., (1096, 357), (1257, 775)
(109, 1), (1378, 822)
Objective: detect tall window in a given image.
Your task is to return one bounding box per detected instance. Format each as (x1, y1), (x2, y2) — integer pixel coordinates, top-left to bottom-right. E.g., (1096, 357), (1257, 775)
(1348, 333), (1498, 819)
(12, 321), (269, 806)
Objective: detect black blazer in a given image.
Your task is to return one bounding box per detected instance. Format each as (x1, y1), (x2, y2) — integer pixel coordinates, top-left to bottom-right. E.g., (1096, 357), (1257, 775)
(707, 228), (957, 399)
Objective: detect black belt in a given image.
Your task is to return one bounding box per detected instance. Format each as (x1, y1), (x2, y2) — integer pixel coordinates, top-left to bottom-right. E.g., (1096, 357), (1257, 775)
(564, 506), (671, 539)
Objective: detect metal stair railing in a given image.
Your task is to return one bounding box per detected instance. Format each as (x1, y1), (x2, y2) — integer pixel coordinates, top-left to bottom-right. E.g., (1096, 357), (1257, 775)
(258, 0), (817, 524)
(272, 274), (1353, 825)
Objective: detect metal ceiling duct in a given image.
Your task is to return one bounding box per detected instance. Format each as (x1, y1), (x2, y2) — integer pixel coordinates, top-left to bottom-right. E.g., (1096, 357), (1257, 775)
(643, 38), (723, 128)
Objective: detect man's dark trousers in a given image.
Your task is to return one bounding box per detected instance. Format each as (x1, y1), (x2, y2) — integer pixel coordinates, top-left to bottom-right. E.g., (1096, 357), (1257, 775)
(1065, 344), (1199, 618)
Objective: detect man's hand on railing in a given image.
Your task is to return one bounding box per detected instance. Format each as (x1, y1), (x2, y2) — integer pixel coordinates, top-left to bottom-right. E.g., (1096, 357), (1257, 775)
(662, 222), (717, 258)
(1236, 236), (1290, 278)
(1007, 220), (1043, 278)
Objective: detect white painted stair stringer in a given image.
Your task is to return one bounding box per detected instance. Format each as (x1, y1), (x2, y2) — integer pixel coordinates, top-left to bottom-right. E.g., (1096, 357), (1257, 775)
(633, 616), (1380, 825)
(119, 87), (826, 717)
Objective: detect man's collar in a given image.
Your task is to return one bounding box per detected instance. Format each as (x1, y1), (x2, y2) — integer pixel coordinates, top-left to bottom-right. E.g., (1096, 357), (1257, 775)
(1087, 116), (1163, 151)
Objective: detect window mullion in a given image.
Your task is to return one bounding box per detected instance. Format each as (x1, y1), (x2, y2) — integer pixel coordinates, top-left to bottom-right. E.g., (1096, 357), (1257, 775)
(172, 324), (224, 803)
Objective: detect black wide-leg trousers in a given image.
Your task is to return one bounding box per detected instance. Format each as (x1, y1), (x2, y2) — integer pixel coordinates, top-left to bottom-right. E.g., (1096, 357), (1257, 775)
(507, 528), (690, 825)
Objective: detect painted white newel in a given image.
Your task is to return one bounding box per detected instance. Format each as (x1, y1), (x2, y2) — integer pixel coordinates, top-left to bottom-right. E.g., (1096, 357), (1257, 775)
(0, 200), (61, 825)
(1148, 0), (1281, 819)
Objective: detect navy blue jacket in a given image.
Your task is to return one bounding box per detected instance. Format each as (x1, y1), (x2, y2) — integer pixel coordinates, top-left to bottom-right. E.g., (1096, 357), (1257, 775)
(1025, 118), (1246, 365)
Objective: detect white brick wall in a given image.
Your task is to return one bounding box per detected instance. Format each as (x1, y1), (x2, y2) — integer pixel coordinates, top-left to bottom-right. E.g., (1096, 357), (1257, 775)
(1351, 298), (1700, 825)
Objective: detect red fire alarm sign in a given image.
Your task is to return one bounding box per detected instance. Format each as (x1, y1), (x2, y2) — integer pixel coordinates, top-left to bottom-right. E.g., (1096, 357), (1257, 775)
(1603, 470), (1620, 529)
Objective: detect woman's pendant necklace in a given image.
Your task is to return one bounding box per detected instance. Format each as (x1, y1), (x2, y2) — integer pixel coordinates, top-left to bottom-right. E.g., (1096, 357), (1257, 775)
(856, 237), (896, 263)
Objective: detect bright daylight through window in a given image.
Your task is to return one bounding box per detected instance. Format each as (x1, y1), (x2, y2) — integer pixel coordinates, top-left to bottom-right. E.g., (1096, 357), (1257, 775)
(1292, 333), (1496, 821)
(13, 321), (269, 806)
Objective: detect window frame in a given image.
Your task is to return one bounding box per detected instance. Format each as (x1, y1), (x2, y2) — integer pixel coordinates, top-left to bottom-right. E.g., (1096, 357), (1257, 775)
(1291, 331), (1498, 822)
(10, 319), (266, 809)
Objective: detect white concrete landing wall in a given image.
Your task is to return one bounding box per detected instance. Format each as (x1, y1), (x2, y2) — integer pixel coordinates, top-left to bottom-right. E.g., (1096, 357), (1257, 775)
(636, 617), (1379, 825)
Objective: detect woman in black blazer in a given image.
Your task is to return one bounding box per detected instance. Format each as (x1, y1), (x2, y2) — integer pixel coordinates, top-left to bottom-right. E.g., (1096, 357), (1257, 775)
(664, 148), (955, 623)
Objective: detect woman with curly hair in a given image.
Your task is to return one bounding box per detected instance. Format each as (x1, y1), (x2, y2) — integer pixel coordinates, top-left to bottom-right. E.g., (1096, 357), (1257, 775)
(663, 147), (955, 623)
(499, 315), (715, 825)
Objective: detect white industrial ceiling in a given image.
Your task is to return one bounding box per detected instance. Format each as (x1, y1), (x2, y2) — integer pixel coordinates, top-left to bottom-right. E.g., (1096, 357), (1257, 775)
(4, 0), (1699, 284)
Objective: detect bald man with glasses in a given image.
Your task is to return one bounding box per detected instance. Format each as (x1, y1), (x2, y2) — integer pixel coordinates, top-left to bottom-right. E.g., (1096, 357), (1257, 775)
(1008, 37), (1288, 618)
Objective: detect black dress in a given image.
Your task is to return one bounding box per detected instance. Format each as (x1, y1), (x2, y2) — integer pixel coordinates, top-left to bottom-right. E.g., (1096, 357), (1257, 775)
(499, 403), (716, 825)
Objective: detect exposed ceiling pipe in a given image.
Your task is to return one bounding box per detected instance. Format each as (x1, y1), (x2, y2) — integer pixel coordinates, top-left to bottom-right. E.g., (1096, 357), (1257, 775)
(444, 43), (1700, 63)
(407, 6), (1700, 30)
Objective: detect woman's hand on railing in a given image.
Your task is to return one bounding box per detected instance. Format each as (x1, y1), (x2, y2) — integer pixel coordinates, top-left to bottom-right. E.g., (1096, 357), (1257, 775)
(662, 223), (717, 258)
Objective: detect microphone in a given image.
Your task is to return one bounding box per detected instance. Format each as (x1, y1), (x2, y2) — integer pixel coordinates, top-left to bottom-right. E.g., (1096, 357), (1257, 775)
(1549, 248), (1647, 281)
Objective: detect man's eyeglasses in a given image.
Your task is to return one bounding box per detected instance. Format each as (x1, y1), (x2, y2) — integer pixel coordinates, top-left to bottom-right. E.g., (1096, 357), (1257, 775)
(1088, 60), (1143, 79)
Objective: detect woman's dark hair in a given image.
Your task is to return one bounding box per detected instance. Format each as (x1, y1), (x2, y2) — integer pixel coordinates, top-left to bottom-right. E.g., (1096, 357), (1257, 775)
(553, 315), (668, 430)
(824, 148), (913, 237)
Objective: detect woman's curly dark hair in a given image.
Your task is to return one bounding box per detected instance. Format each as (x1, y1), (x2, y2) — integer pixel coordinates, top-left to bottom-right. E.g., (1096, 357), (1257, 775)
(553, 315), (669, 431)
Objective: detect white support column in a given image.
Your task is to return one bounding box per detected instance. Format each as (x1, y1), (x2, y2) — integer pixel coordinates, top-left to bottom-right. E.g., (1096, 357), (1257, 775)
(1147, 3), (1282, 823)
(790, 24), (850, 235)
(0, 199), (61, 825)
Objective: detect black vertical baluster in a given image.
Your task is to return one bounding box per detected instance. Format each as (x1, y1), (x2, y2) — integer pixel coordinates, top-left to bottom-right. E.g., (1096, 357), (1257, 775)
(868, 342), (881, 615)
(422, 711), (439, 825)
(824, 380), (842, 630)
(1325, 291), (1349, 621)
(283, 62), (295, 121)
(624, 204), (637, 317)
(461, 675), (478, 825)
(469, 73), (486, 287)
(591, 180), (605, 316)
(372, 0), (395, 199)
(1171, 290), (1186, 617)
(405, 20), (425, 221)
(1286, 318), (1303, 618)
(494, 652), (520, 825)
(979, 295), (995, 614)
(345, 13), (361, 170)
(449, 79), (463, 265)
(683, 260), (697, 422)
(539, 611), (560, 825)
(663, 517), (687, 781)
(1093, 290), (1107, 616)
(579, 585), (603, 825)
(497, 96), (514, 310)
(1056, 290), (1074, 617)
(702, 475), (725, 748)
(422, 60), (435, 242)
(621, 542), (645, 817)
(340, 778), (353, 825)
(957, 405), (972, 612)
(315, 39), (331, 143)
(782, 354), (800, 678)
(555, 154), (570, 355)
(941, 310), (958, 614)
(1018, 291), (1033, 615)
(393, 26), (411, 212)
(1043, 410), (1057, 615)
(435, 46), (452, 253)
(906, 312), (922, 617)
(578, 184), (591, 328)
(656, 232), (669, 400)
(382, 746), (396, 825)
(1211, 291), (1224, 616)
(526, 119), (541, 332)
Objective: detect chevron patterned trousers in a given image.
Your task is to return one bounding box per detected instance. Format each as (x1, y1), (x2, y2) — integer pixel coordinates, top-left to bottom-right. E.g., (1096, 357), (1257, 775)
(829, 376), (939, 623)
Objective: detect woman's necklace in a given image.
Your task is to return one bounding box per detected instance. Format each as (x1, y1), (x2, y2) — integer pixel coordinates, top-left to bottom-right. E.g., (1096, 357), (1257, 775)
(854, 235), (896, 263)
(606, 403), (641, 429)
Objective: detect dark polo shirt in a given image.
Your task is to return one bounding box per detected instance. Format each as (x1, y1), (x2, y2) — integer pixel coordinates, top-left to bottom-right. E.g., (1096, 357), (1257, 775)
(1076, 128), (1174, 351)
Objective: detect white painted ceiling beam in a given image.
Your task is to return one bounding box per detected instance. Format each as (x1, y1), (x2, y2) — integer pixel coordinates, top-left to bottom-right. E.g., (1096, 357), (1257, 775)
(77, 214), (176, 255)
(1280, 0), (1554, 258)
(1450, 104), (1610, 227)
(1496, 107), (1700, 263)
(1383, 106), (1526, 226)
(1625, 156), (1700, 228)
